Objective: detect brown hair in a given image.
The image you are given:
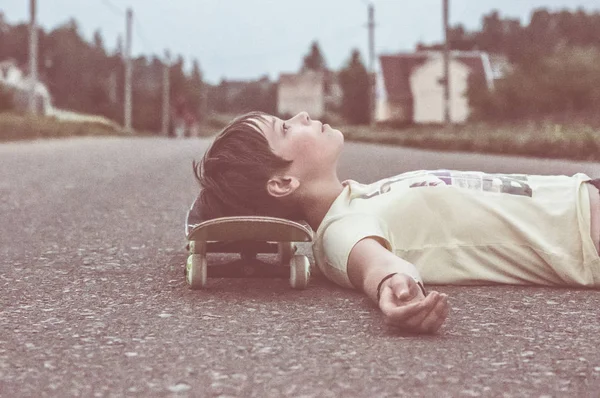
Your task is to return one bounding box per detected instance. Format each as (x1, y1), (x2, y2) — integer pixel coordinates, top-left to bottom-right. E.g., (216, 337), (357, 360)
(193, 111), (301, 220)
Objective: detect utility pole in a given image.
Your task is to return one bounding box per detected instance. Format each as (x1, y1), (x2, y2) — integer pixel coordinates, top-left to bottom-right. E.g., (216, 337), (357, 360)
(162, 50), (170, 136)
(367, 2), (376, 125)
(124, 8), (133, 131)
(28, 0), (38, 114)
(200, 82), (208, 126)
(443, 0), (451, 126)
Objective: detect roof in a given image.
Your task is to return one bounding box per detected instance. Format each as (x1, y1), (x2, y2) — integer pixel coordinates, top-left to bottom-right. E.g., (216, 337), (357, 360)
(379, 51), (493, 102)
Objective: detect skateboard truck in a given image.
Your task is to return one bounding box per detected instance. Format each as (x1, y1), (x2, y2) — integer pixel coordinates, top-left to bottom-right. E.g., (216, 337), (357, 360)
(185, 199), (313, 290)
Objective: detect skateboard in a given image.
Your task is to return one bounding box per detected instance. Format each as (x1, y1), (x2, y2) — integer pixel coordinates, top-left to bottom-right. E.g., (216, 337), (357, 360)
(184, 197), (314, 290)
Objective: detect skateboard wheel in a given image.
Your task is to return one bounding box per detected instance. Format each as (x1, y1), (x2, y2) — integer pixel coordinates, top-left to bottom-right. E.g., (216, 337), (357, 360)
(289, 255), (310, 290)
(278, 242), (294, 264)
(186, 254), (207, 289)
(189, 241), (206, 255)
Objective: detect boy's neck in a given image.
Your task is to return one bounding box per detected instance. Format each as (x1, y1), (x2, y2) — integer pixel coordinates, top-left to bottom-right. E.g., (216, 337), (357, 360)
(300, 177), (345, 231)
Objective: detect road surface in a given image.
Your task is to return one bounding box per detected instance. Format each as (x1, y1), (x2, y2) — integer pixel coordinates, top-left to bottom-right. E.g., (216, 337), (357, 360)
(1, 136), (599, 397)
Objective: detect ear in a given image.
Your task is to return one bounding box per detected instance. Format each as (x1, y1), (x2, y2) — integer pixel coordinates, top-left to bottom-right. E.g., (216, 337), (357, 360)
(266, 175), (300, 198)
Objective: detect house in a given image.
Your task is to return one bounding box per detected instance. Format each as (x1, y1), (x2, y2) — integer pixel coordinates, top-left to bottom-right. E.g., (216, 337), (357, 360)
(0, 59), (53, 115)
(277, 70), (342, 119)
(378, 51), (499, 124)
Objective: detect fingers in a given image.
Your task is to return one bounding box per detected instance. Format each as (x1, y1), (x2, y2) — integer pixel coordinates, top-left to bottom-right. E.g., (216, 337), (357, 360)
(380, 289), (450, 334)
(428, 303), (449, 332)
(396, 291), (442, 329)
(380, 286), (436, 320)
(413, 293), (449, 333)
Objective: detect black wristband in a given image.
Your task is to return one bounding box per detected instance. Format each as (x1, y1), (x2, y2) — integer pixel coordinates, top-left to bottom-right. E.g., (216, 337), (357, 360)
(376, 273), (397, 303)
(415, 280), (428, 297)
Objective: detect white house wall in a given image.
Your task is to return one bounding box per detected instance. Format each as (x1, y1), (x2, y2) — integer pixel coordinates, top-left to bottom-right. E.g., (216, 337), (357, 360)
(410, 57), (472, 124)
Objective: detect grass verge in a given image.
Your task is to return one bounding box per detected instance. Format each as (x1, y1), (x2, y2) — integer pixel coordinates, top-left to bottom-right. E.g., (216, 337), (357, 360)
(341, 122), (600, 162)
(0, 112), (128, 141)
(5, 111), (600, 163)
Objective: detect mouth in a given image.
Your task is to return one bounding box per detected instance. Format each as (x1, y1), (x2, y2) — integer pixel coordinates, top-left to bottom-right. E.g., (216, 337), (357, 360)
(321, 123), (328, 132)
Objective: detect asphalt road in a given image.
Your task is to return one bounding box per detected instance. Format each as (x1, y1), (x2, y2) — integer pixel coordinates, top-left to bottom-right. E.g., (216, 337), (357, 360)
(1, 136), (600, 397)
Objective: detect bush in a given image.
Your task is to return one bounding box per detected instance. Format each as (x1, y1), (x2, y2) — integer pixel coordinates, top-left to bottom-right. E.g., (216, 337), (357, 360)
(469, 46), (600, 123)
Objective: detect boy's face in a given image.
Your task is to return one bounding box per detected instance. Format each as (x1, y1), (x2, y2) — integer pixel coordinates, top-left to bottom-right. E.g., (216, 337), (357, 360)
(258, 112), (344, 181)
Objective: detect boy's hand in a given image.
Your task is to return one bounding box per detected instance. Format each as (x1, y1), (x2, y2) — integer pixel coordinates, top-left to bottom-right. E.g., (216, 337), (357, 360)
(378, 273), (449, 333)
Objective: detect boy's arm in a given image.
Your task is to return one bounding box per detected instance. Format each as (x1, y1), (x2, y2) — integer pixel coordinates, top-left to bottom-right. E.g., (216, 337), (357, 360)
(347, 237), (449, 333)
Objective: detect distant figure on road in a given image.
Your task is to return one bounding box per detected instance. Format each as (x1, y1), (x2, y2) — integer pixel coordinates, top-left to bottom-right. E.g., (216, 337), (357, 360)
(171, 95), (199, 138)
(192, 111), (600, 334)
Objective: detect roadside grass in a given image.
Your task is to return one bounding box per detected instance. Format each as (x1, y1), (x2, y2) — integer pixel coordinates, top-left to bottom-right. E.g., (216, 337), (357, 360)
(0, 112), (128, 141)
(194, 114), (600, 162)
(4, 110), (600, 163)
(341, 121), (600, 161)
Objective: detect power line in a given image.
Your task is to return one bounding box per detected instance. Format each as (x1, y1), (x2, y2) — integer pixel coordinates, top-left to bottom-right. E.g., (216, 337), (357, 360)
(134, 20), (151, 53)
(100, 0), (125, 17)
(97, 1), (154, 55)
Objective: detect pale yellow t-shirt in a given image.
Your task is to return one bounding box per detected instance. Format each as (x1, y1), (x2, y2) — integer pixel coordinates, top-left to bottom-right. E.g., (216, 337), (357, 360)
(312, 170), (600, 289)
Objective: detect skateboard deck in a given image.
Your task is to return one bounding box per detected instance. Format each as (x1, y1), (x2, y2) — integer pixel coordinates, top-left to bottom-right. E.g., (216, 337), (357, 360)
(184, 196), (314, 289)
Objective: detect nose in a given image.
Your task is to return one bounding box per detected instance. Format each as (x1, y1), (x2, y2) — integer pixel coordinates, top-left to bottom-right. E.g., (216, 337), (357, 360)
(291, 111), (311, 125)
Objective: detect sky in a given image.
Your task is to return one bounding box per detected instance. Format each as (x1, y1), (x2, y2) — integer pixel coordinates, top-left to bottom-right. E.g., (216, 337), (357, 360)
(2, 0), (600, 84)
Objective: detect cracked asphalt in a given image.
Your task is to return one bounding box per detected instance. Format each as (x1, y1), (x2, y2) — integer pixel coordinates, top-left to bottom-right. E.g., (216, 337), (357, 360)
(1, 136), (600, 397)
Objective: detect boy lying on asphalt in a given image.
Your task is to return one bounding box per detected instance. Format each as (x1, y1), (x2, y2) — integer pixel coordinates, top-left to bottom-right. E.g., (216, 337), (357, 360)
(193, 111), (600, 334)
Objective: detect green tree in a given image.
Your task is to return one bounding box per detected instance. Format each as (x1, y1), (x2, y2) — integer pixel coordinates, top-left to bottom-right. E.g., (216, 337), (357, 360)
(235, 78), (276, 114)
(301, 41), (327, 71)
(92, 30), (105, 53)
(478, 11), (505, 53)
(451, 8), (600, 122)
(0, 16), (208, 133)
(339, 49), (370, 125)
(0, 23), (30, 66)
(169, 55), (189, 123)
(468, 45), (600, 122)
(186, 59), (204, 120)
(211, 80), (229, 113)
(447, 25), (477, 51)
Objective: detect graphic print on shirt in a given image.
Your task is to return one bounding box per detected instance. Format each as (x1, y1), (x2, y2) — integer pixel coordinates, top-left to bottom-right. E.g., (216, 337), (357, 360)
(359, 170), (532, 200)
